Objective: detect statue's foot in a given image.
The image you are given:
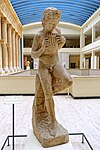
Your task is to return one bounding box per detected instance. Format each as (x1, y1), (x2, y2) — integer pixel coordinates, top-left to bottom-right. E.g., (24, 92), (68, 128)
(48, 127), (56, 137)
(48, 121), (57, 137)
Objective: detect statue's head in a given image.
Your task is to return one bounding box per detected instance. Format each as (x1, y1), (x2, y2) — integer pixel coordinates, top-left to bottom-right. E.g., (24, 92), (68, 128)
(42, 7), (61, 30)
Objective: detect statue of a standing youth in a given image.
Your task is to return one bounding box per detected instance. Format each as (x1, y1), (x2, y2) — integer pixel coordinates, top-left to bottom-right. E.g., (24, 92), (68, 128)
(31, 7), (72, 148)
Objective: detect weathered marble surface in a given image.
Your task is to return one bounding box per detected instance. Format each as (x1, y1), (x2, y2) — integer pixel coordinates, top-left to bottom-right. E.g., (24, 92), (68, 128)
(31, 7), (72, 147)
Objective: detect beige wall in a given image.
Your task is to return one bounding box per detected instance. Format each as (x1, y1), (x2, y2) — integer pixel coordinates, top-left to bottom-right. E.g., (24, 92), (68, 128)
(70, 76), (100, 97)
(0, 76), (35, 94)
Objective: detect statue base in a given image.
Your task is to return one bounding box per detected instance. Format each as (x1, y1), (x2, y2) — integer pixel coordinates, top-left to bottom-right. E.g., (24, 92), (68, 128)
(33, 120), (69, 148)
(24, 129), (74, 150)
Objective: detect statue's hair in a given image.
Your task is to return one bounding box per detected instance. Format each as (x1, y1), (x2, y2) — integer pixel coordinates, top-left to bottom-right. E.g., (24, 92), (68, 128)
(42, 7), (61, 27)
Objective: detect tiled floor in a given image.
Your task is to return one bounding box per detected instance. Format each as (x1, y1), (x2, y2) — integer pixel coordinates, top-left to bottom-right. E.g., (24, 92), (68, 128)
(0, 95), (100, 150)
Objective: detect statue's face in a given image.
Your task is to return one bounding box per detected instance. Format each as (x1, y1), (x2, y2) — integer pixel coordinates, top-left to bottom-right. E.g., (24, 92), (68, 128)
(44, 19), (59, 32)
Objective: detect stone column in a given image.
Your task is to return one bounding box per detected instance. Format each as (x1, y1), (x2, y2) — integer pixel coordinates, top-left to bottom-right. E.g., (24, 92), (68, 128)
(0, 15), (4, 74)
(21, 36), (23, 69)
(7, 24), (13, 72)
(12, 29), (16, 71)
(94, 55), (97, 69)
(2, 17), (9, 73)
(84, 57), (86, 69)
(97, 56), (99, 69)
(80, 53), (84, 69)
(18, 35), (21, 69)
(91, 51), (95, 69)
(59, 52), (69, 68)
(15, 33), (19, 70)
(80, 29), (85, 47)
(66, 54), (69, 69)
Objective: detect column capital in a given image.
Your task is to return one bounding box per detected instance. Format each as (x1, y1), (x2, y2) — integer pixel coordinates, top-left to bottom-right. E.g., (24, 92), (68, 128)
(91, 51), (95, 56)
(8, 24), (12, 29)
(0, 39), (5, 44)
(0, 12), (3, 18)
(18, 34), (20, 37)
(15, 32), (19, 36)
(2, 17), (7, 24)
(12, 28), (16, 32)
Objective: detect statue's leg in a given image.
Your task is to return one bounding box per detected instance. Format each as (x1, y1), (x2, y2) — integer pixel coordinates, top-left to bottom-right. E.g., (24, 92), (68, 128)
(52, 63), (73, 94)
(32, 74), (46, 129)
(38, 66), (56, 136)
(34, 74), (45, 109)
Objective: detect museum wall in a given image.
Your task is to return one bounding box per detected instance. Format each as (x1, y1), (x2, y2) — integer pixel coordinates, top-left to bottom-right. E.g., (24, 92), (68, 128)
(70, 76), (100, 98)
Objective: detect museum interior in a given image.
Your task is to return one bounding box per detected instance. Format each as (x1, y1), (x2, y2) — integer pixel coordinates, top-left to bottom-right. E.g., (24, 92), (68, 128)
(0, 0), (100, 150)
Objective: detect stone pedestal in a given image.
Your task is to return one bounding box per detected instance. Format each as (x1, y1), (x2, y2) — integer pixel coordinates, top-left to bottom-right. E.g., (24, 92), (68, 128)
(33, 119), (68, 148)
(24, 129), (74, 150)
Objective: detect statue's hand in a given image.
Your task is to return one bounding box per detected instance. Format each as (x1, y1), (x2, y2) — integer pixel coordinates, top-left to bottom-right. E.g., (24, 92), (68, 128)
(44, 37), (51, 48)
(56, 35), (62, 44)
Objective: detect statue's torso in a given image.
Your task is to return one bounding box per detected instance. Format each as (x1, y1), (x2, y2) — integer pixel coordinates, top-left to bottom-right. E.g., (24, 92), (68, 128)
(39, 29), (59, 66)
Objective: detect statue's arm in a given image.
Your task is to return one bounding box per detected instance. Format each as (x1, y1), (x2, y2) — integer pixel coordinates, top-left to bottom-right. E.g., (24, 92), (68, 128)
(56, 28), (66, 49)
(58, 36), (66, 49)
(31, 34), (45, 59)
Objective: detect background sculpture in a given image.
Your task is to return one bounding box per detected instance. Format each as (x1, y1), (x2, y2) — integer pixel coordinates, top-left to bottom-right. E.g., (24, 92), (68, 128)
(31, 7), (72, 147)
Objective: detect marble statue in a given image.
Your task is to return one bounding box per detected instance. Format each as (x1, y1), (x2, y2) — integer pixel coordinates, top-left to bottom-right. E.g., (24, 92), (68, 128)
(31, 7), (73, 148)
